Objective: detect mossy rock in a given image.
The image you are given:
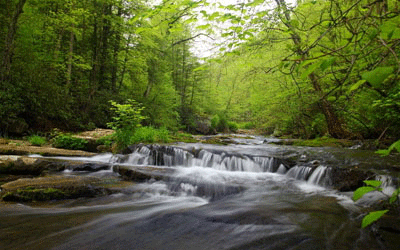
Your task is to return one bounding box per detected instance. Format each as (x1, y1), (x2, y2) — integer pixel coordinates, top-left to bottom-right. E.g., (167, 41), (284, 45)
(0, 157), (67, 175)
(1, 175), (111, 202)
(292, 138), (356, 148)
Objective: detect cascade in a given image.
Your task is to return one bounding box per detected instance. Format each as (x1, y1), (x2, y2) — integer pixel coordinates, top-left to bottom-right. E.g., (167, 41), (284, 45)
(307, 166), (331, 186)
(114, 145), (335, 187)
(286, 166), (313, 180)
(118, 145), (285, 173)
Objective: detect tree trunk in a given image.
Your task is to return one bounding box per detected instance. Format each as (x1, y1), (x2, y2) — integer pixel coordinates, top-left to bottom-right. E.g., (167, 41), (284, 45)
(1, 0), (27, 83)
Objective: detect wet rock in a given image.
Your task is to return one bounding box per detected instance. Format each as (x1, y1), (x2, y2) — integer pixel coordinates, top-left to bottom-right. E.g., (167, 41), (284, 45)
(0, 144), (96, 156)
(66, 162), (110, 172)
(330, 167), (375, 191)
(0, 156), (66, 175)
(114, 165), (175, 182)
(0, 175), (111, 202)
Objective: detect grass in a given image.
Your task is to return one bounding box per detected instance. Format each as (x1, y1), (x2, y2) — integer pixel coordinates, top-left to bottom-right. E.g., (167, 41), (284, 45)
(27, 135), (47, 146)
(52, 134), (88, 150)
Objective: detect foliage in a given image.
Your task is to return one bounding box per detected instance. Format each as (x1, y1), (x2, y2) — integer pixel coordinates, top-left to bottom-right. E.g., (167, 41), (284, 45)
(96, 135), (114, 147)
(52, 134), (88, 150)
(130, 127), (170, 144)
(107, 100), (146, 131)
(227, 121), (239, 133)
(27, 135), (46, 146)
(211, 114), (233, 133)
(0, 0), (400, 141)
(376, 139), (400, 156)
(353, 180), (400, 228)
(107, 99), (148, 150)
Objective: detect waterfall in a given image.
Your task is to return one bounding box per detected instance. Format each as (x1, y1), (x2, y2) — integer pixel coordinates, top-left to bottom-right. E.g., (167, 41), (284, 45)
(285, 165), (332, 186)
(118, 145), (285, 173)
(285, 166), (313, 180)
(307, 166), (331, 186)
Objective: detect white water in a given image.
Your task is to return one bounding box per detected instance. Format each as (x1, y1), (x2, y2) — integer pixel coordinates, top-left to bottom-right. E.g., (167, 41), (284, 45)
(7, 143), (398, 249)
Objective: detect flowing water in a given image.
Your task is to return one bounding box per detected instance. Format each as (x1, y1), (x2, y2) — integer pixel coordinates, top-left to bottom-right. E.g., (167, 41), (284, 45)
(1, 137), (400, 249)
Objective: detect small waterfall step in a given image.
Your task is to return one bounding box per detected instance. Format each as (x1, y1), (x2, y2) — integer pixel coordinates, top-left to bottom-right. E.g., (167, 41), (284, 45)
(119, 144), (290, 173)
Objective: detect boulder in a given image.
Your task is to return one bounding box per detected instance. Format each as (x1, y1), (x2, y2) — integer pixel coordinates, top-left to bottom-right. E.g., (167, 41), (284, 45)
(0, 175), (111, 202)
(113, 165), (175, 182)
(329, 167), (375, 191)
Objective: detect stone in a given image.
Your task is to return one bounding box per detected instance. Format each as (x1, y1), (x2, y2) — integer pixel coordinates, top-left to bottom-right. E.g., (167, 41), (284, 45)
(0, 175), (110, 202)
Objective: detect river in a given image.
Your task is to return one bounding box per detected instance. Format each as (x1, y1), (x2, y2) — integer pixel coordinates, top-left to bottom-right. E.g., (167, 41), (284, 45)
(1, 136), (400, 249)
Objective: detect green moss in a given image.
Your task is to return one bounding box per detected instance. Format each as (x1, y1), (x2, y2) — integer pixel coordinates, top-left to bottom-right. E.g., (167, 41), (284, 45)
(292, 137), (354, 147)
(170, 132), (198, 143)
(2, 187), (66, 202)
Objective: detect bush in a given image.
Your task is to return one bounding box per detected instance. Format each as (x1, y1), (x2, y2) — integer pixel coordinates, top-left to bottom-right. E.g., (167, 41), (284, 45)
(28, 135), (46, 146)
(52, 134), (88, 150)
(107, 99), (146, 150)
(239, 122), (255, 129)
(211, 114), (238, 133)
(228, 121), (239, 132)
(96, 135), (113, 147)
(210, 115), (220, 132)
(130, 127), (170, 144)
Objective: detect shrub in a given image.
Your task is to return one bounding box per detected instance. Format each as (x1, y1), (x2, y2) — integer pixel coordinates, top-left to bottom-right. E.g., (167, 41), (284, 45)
(52, 134), (88, 150)
(28, 135), (46, 146)
(107, 99), (146, 150)
(156, 127), (170, 143)
(131, 127), (157, 144)
(228, 121), (239, 132)
(239, 122), (255, 129)
(130, 127), (171, 144)
(210, 114), (228, 132)
(96, 134), (113, 147)
(210, 115), (220, 132)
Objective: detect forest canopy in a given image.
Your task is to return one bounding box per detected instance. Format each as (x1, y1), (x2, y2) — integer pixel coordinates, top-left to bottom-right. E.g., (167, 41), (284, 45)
(1, 0), (399, 140)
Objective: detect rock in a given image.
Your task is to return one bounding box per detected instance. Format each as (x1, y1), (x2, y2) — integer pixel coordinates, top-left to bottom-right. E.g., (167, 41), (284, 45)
(66, 162), (110, 172)
(0, 144), (96, 156)
(0, 156), (113, 176)
(329, 167), (375, 191)
(0, 156), (67, 175)
(114, 165), (175, 182)
(0, 175), (111, 202)
(97, 145), (110, 153)
(195, 119), (212, 135)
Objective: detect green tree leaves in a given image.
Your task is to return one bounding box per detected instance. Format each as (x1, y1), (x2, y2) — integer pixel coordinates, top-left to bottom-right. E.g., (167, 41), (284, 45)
(362, 67), (394, 88)
(353, 179), (400, 228)
(361, 210), (389, 229)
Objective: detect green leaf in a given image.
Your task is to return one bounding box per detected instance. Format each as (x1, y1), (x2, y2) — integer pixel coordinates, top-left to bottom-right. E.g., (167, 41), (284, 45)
(363, 180), (382, 188)
(375, 149), (390, 156)
(361, 67), (394, 88)
(320, 57), (336, 72)
(353, 186), (376, 201)
(388, 140), (400, 153)
(290, 20), (299, 28)
(348, 80), (366, 93)
(361, 210), (388, 228)
(327, 96), (336, 102)
(301, 61), (321, 79)
(389, 188), (400, 204)
(197, 24), (211, 30)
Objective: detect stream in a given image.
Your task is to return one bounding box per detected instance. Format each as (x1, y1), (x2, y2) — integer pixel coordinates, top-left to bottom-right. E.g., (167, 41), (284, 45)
(1, 135), (400, 249)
